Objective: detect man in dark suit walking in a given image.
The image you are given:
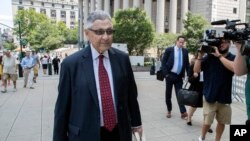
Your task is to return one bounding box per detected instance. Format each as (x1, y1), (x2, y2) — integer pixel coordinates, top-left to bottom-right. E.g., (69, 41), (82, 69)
(162, 36), (190, 119)
(53, 10), (142, 141)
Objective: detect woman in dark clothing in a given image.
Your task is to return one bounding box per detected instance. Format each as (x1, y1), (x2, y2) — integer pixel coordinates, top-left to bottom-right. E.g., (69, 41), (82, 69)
(187, 53), (213, 133)
(187, 53), (203, 125)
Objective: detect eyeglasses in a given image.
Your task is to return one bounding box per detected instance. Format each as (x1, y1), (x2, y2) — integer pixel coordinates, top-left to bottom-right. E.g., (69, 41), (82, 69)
(88, 28), (115, 35)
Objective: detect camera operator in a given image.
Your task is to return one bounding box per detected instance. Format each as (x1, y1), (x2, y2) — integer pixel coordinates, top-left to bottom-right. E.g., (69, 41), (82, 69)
(234, 42), (250, 125)
(194, 39), (235, 141)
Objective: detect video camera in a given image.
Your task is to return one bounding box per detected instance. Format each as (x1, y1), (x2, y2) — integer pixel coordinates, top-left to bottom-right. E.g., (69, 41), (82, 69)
(201, 19), (250, 55)
(200, 29), (222, 54)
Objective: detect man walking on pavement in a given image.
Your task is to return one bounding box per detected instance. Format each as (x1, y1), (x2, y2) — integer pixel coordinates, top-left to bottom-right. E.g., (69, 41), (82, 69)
(31, 50), (40, 83)
(162, 36), (190, 119)
(53, 10), (142, 141)
(52, 56), (60, 75)
(21, 49), (35, 89)
(1, 50), (18, 93)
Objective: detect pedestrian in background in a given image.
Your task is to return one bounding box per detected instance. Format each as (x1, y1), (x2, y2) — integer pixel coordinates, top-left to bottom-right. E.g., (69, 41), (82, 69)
(31, 50), (40, 83)
(52, 56), (60, 75)
(53, 10), (142, 141)
(186, 53), (213, 133)
(21, 50), (35, 89)
(1, 50), (18, 93)
(41, 55), (48, 75)
(161, 36), (190, 119)
(187, 53), (203, 125)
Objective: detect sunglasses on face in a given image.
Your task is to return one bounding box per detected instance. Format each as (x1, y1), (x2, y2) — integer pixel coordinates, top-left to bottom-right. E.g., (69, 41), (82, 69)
(88, 28), (115, 35)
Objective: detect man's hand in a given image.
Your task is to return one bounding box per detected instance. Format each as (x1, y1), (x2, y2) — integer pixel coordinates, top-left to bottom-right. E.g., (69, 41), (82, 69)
(197, 47), (205, 59)
(211, 46), (222, 58)
(132, 126), (143, 137)
(193, 72), (198, 78)
(234, 41), (244, 51)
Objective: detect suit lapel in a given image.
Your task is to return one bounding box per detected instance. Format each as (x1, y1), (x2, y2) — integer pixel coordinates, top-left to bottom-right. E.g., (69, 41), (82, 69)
(81, 46), (99, 107)
(108, 49), (119, 106)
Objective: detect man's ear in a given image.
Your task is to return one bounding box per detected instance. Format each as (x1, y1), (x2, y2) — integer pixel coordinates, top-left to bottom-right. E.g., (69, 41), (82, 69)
(84, 29), (89, 40)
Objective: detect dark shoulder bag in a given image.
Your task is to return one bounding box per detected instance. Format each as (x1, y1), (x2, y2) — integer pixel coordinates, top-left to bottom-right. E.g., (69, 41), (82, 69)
(177, 82), (199, 106)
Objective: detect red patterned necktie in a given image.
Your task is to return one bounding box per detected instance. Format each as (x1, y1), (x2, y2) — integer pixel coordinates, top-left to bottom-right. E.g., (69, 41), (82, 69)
(98, 55), (116, 131)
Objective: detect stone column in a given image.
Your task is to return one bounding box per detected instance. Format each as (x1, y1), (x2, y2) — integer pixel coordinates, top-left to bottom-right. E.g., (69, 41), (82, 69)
(114, 0), (120, 12)
(156, 0), (165, 33)
(169, 0), (177, 33)
(133, 0), (140, 8)
(104, 0), (110, 14)
(181, 0), (188, 32)
(84, 0), (89, 29)
(97, 0), (102, 10)
(90, 0), (95, 12)
(123, 0), (129, 9)
(144, 0), (152, 20)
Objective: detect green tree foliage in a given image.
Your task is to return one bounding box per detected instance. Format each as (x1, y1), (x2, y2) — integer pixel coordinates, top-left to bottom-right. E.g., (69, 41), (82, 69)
(3, 41), (17, 51)
(13, 9), (77, 51)
(14, 9), (48, 38)
(64, 27), (78, 44)
(152, 33), (177, 48)
(151, 33), (177, 57)
(182, 12), (210, 54)
(113, 8), (155, 55)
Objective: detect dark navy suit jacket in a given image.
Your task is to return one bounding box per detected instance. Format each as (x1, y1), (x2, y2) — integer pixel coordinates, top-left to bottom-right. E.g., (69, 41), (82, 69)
(53, 45), (142, 141)
(162, 46), (190, 78)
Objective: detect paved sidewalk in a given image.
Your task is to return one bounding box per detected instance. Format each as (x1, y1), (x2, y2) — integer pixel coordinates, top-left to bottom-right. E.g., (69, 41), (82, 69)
(0, 72), (247, 141)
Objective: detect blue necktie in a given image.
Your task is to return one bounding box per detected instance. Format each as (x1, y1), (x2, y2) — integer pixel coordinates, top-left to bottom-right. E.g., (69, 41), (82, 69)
(177, 48), (182, 74)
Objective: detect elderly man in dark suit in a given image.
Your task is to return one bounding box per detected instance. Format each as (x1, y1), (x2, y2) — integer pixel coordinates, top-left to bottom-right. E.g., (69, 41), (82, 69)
(162, 36), (190, 119)
(53, 10), (142, 141)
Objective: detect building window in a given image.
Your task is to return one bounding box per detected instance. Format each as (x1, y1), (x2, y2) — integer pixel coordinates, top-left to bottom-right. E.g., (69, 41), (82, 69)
(41, 2), (44, 6)
(19, 0), (22, 4)
(40, 9), (46, 14)
(248, 0), (250, 6)
(71, 6), (74, 9)
(51, 10), (56, 18)
(246, 16), (250, 23)
(233, 8), (237, 14)
(70, 11), (75, 19)
(31, 1), (33, 5)
(62, 5), (64, 8)
(70, 0), (74, 2)
(52, 3), (55, 7)
(61, 11), (66, 18)
(70, 22), (75, 29)
(18, 6), (24, 10)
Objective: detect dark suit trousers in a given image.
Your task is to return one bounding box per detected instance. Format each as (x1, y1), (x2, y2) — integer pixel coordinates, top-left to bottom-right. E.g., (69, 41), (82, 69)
(101, 125), (120, 141)
(165, 73), (186, 113)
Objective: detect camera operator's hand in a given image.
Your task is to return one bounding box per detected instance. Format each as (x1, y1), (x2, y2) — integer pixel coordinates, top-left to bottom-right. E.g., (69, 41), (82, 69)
(197, 47), (205, 59)
(234, 41), (244, 51)
(211, 46), (222, 58)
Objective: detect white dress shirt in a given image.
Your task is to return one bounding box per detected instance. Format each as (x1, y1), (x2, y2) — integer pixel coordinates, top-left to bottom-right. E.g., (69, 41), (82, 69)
(171, 46), (183, 74)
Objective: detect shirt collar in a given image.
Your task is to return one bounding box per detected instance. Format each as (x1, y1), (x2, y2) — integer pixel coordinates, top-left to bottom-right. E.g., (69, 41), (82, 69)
(90, 44), (109, 60)
(174, 46), (182, 51)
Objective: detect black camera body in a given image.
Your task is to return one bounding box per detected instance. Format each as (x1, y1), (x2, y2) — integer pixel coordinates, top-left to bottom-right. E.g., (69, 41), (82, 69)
(200, 29), (222, 54)
(210, 19), (250, 56)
